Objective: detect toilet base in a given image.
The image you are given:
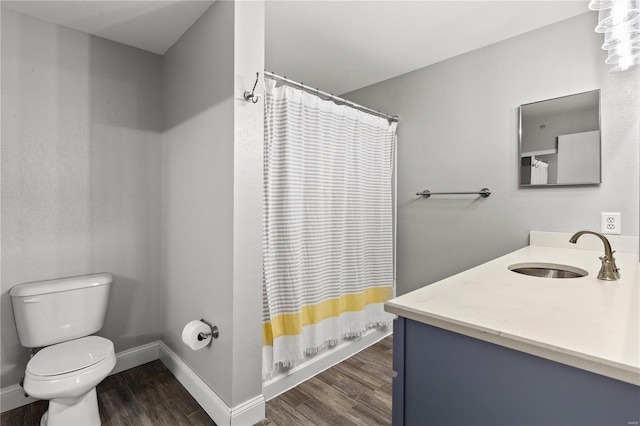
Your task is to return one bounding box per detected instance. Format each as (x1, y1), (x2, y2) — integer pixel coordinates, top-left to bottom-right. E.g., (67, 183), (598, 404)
(40, 387), (101, 426)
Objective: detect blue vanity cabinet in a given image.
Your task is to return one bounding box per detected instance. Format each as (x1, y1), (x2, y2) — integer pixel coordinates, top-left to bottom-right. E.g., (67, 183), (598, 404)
(392, 317), (640, 426)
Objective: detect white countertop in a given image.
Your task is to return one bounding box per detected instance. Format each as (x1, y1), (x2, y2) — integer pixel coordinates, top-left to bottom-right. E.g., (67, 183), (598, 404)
(385, 231), (640, 385)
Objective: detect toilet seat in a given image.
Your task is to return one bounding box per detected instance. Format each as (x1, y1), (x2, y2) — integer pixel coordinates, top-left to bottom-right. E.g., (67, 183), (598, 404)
(24, 337), (116, 400)
(27, 336), (113, 377)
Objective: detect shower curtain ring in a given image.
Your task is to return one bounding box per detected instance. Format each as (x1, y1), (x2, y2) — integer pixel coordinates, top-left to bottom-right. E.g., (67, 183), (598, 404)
(243, 72), (262, 103)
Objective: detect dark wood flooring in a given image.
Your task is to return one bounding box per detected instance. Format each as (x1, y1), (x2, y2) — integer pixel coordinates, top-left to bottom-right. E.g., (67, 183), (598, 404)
(1, 336), (393, 426)
(1, 360), (215, 426)
(259, 335), (393, 426)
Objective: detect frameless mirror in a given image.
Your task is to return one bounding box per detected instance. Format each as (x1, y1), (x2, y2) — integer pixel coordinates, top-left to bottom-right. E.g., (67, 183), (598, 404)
(519, 90), (601, 186)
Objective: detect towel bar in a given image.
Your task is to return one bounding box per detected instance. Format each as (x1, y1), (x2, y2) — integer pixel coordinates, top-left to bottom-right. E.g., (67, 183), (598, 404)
(416, 188), (491, 198)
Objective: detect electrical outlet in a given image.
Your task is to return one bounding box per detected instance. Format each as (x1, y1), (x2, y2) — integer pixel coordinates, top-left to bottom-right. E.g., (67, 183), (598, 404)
(601, 212), (621, 235)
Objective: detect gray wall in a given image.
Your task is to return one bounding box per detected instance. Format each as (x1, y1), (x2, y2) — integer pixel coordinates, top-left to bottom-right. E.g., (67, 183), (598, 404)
(2, 0), (264, 408)
(162, 0), (235, 405)
(161, 0), (264, 407)
(346, 13), (639, 296)
(230, 0), (265, 406)
(1, 9), (163, 386)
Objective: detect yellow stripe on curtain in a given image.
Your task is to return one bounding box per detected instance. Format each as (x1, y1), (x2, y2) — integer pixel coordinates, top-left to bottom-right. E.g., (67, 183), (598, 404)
(263, 286), (393, 346)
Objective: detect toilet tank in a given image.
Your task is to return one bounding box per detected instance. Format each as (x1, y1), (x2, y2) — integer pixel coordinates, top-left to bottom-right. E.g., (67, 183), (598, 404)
(9, 273), (113, 348)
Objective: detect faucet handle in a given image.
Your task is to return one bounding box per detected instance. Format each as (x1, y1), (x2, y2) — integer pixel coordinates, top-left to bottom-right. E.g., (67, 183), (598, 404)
(597, 254), (621, 281)
(610, 251), (621, 276)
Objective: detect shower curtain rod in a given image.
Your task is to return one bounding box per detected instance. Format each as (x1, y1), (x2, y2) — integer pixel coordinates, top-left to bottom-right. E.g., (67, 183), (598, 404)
(264, 71), (400, 123)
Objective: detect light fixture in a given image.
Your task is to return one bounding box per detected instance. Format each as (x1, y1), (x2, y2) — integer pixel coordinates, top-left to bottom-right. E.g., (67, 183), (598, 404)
(589, 0), (640, 72)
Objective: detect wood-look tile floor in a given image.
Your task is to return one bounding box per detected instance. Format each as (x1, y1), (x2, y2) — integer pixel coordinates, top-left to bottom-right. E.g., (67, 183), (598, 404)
(1, 360), (216, 426)
(259, 335), (393, 426)
(1, 335), (392, 426)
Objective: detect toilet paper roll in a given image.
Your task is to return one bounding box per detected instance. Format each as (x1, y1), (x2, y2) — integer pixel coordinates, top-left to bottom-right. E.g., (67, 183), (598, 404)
(182, 320), (211, 350)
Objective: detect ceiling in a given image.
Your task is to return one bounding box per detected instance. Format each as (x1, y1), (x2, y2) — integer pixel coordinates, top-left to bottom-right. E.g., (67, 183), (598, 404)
(2, 1), (590, 94)
(265, 1), (590, 94)
(1, 0), (215, 55)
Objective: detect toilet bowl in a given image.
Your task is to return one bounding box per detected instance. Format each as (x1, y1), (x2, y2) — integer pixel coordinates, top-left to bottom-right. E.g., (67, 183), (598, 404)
(24, 336), (116, 426)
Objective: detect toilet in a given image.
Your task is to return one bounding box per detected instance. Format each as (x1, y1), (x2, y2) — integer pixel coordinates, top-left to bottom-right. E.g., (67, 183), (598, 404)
(10, 273), (116, 426)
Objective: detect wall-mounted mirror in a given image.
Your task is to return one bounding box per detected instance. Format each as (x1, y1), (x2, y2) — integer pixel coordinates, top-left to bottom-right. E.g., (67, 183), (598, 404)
(519, 90), (601, 186)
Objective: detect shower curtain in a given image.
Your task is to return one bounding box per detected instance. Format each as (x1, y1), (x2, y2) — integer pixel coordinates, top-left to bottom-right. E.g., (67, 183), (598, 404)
(262, 79), (396, 379)
(531, 156), (549, 185)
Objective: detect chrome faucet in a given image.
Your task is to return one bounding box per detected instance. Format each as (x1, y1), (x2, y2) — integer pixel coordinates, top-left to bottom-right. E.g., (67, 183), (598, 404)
(569, 230), (620, 281)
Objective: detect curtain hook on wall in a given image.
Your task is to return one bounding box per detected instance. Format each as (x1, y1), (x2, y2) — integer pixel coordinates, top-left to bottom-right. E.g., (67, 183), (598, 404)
(244, 72), (262, 103)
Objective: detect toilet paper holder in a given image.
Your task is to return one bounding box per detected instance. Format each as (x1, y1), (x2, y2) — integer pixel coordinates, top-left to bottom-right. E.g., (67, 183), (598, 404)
(198, 319), (219, 341)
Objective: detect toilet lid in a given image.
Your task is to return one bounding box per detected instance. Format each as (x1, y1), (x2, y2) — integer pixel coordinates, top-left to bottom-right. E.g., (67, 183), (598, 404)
(27, 336), (114, 376)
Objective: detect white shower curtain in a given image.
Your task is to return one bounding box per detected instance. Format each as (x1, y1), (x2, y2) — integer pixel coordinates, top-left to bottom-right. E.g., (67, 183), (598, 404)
(531, 156), (548, 185)
(262, 79), (396, 379)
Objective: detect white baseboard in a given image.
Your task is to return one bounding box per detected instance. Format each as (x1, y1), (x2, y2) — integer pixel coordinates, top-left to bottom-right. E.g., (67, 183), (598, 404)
(111, 340), (160, 375)
(262, 326), (392, 401)
(158, 341), (265, 426)
(0, 385), (38, 414)
(229, 394), (267, 426)
(1, 340), (161, 413)
(2, 330), (392, 418)
(0, 330), (385, 421)
(2, 340), (267, 424)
